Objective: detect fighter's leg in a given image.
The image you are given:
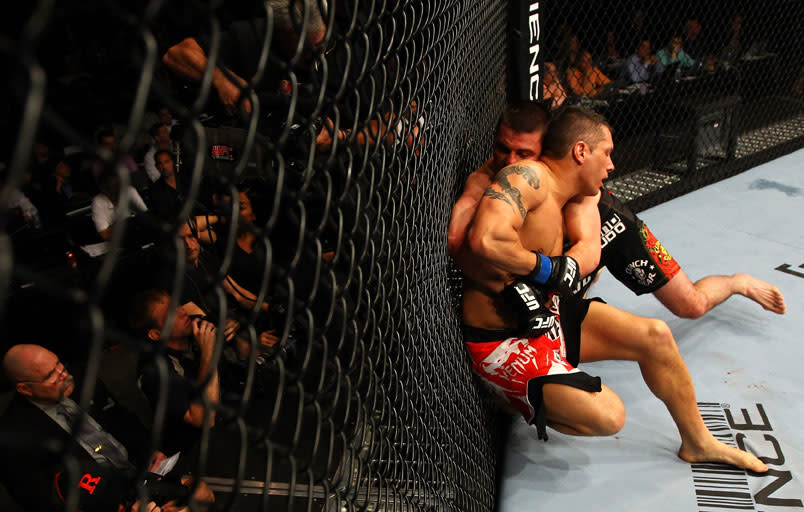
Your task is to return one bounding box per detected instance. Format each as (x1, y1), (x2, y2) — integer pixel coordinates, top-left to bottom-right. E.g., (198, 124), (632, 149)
(653, 268), (786, 318)
(542, 381), (625, 436)
(578, 301), (768, 472)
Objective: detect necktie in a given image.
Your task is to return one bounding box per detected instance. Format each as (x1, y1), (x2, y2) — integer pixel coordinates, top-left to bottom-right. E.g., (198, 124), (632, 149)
(54, 400), (133, 470)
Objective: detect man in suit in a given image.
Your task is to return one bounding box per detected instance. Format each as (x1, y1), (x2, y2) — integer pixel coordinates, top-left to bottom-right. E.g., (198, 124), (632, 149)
(0, 344), (204, 511)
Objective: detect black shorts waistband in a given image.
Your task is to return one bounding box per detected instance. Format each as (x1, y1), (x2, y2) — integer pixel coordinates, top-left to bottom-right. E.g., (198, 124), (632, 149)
(463, 324), (519, 343)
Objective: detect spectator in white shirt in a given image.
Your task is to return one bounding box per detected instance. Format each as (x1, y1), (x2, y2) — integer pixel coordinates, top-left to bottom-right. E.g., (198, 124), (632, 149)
(91, 169), (148, 239)
(143, 122), (173, 183)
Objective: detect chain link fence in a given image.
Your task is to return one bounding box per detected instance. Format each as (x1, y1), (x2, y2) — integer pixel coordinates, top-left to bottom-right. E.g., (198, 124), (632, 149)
(3, 1), (804, 511)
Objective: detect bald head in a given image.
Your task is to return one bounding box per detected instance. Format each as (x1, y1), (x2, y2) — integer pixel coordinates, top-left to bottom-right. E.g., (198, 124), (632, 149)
(3, 344), (44, 383)
(3, 344), (74, 404)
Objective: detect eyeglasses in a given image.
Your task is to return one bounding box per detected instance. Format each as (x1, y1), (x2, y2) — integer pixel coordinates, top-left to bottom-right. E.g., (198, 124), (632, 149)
(19, 360), (67, 385)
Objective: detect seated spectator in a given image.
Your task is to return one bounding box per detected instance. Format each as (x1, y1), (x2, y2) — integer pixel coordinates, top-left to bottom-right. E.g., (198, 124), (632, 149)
(92, 127), (147, 193)
(143, 122), (174, 183)
(176, 220), (273, 323)
(171, 221), (281, 373)
(147, 150), (189, 221)
(682, 18), (705, 60)
(720, 13), (744, 68)
(657, 35), (696, 70)
(38, 154), (86, 226)
(1, 169), (42, 230)
(681, 17), (717, 71)
(0, 344), (212, 511)
(554, 32), (581, 75)
(157, 105), (179, 129)
(566, 51), (611, 97)
(542, 61), (568, 110)
(602, 29), (620, 61)
(220, 184), (270, 300)
(172, 221), (225, 316)
(168, 221), (255, 335)
(91, 169), (149, 240)
(129, 290), (221, 455)
(622, 39), (664, 84)
(619, 6), (651, 59)
(30, 139), (54, 195)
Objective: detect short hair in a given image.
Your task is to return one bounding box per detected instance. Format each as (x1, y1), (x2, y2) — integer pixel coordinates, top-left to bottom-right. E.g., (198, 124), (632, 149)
(154, 149), (174, 163)
(129, 289), (168, 338)
(496, 101), (550, 135)
(267, 0), (325, 35)
(541, 106), (612, 159)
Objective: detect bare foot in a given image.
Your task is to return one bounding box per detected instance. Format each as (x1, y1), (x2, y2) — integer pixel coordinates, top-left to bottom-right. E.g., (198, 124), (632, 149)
(736, 273), (786, 314)
(679, 439), (769, 473)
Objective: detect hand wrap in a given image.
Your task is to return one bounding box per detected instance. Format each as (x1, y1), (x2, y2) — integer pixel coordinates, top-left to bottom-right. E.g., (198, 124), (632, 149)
(528, 252), (580, 297)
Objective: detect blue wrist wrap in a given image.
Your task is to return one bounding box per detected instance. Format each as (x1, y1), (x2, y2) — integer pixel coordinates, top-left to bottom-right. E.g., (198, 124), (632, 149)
(531, 253), (553, 284)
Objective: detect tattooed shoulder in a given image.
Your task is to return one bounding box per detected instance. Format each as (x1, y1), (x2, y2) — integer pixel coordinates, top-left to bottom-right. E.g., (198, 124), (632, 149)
(495, 162), (540, 190)
(479, 162), (542, 219)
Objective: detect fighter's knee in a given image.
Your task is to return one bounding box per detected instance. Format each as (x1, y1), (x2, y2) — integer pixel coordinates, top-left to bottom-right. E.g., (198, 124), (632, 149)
(673, 299), (708, 319)
(597, 406), (626, 436)
(586, 392), (626, 436)
(644, 318), (677, 354)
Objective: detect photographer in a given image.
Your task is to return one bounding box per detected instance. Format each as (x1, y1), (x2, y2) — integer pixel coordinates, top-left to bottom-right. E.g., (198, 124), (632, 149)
(129, 290), (221, 456)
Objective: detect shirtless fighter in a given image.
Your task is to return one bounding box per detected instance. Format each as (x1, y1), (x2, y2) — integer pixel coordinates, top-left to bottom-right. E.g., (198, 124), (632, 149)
(453, 105), (767, 471)
(448, 101), (786, 319)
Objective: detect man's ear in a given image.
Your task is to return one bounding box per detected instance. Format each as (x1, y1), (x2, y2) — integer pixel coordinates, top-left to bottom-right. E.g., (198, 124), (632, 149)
(147, 328), (161, 342)
(16, 382), (32, 398)
(572, 140), (587, 163)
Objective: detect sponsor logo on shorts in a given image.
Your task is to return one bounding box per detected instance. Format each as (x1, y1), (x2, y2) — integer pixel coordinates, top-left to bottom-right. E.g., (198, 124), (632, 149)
(601, 213), (626, 249)
(625, 259), (657, 287)
(691, 402), (802, 510)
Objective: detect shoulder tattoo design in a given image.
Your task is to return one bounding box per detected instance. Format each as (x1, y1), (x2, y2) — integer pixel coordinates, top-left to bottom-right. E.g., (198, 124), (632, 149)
(483, 164), (540, 218)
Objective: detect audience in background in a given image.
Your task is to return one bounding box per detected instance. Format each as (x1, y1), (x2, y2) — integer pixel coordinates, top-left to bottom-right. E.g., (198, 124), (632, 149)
(682, 18), (705, 60)
(543, 62), (569, 110)
(657, 35), (696, 70)
(146, 150), (188, 221)
(90, 168), (149, 240)
(143, 122), (174, 183)
(567, 51), (612, 97)
(619, 6), (651, 58)
(720, 13), (745, 68)
(622, 39), (664, 84)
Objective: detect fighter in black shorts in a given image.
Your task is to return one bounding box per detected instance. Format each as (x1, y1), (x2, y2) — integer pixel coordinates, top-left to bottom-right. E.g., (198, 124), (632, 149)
(576, 188), (680, 296)
(574, 187), (786, 317)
